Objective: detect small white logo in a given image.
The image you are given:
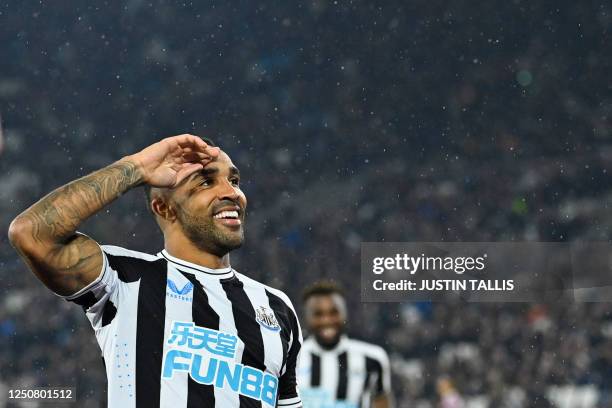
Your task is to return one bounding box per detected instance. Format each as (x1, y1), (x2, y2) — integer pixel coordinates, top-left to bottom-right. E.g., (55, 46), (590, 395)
(255, 306), (281, 332)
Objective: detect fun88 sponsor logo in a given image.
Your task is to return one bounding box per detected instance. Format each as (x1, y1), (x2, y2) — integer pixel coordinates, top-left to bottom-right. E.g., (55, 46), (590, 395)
(162, 321), (278, 406)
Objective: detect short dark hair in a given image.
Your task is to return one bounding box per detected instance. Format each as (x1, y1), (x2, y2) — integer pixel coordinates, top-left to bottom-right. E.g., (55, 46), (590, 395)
(302, 280), (345, 303)
(143, 136), (217, 213)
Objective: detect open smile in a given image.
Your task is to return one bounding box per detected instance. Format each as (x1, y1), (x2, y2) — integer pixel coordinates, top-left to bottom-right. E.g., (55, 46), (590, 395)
(212, 207), (242, 227)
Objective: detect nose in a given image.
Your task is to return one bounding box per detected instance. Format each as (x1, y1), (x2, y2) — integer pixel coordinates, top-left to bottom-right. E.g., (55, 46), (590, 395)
(318, 313), (335, 326)
(217, 178), (240, 201)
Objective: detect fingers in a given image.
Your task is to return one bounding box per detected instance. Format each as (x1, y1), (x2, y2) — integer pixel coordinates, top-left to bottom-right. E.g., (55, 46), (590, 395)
(171, 134), (207, 148)
(181, 150), (209, 162)
(172, 149), (215, 167)
(174, 162), (204, 186)
(169, 134), (220, 158)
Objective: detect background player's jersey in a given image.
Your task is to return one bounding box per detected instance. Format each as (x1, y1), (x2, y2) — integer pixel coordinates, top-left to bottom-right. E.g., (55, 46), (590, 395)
(61, 244), (302, 408)
(297, 336), (390, 408)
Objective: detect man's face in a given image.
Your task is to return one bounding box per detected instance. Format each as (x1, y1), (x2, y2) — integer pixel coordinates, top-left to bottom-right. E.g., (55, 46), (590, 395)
(305, 294), (347, 348)
(171, 150), (247, 256)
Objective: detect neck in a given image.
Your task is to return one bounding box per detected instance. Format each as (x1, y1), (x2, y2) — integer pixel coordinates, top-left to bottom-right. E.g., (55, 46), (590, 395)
(315, 335), (343, 350)
(165, 233), (231, 269)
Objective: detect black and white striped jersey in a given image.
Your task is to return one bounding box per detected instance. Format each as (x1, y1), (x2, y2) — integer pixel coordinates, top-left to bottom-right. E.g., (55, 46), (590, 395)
(297, 336), (390, 408)
(61, 244), (302, 408)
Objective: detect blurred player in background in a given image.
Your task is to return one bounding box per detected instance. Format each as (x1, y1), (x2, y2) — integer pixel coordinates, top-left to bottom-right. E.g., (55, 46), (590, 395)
(298, 281), (391, 408)
(8, 134), (303, 408)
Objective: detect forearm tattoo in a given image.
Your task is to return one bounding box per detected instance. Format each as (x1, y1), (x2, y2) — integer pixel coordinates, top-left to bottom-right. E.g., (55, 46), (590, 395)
(18, 160), (142, 245)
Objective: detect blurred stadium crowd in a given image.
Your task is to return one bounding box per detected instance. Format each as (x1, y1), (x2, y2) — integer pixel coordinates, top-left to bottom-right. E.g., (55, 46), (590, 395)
(1, 1), (611, 407)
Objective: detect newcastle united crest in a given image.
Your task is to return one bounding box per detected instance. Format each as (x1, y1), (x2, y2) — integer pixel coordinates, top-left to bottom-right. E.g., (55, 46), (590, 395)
(255, 306), (281, 332)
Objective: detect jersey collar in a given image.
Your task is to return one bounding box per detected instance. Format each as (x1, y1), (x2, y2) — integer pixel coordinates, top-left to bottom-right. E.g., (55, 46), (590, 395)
(159, 249), (235, 279)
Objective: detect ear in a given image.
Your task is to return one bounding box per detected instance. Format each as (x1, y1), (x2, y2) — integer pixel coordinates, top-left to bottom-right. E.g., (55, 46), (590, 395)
(151, 195), (177, 222)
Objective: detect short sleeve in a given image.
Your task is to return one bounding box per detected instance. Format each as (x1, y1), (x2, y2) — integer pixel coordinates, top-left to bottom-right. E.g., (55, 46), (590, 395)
(59, 244), (119, 331)
(371, 349), (392, 397)
(277, 299), (303, 408)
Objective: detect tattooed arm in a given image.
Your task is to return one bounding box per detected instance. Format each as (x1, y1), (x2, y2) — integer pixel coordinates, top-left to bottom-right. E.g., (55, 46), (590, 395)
(8, 134), (219, 296)
(7, 160), (142, 295)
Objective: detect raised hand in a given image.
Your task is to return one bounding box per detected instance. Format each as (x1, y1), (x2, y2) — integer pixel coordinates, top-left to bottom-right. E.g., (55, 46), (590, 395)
(127, 134), (220, 188)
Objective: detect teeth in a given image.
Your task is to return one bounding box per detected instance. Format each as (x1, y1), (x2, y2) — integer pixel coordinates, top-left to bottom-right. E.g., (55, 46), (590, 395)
(321, 327), (336, 338)
(213, 210), (239, 219)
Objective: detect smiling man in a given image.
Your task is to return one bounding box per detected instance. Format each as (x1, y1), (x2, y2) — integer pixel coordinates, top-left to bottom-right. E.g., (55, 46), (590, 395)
(299, 281), (391, 408)
(8, 134), (303, 408)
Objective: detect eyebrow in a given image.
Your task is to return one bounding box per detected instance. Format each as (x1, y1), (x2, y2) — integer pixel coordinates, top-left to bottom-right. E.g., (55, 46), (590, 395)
(188, 166), (240, 182)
